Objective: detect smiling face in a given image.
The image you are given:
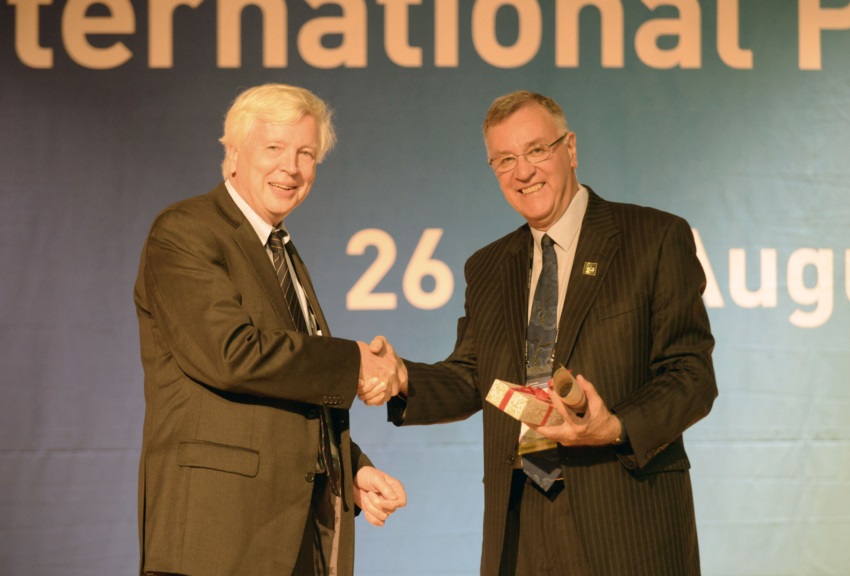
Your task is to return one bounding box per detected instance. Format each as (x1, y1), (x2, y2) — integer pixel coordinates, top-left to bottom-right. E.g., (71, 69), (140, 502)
(227, 115), (319, 226)
(484, 104), (578, 231)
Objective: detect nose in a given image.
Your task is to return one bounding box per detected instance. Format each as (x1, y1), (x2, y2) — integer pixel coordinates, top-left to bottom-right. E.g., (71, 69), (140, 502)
(513, 154), (535, 180)
(277, 151), (298, 174)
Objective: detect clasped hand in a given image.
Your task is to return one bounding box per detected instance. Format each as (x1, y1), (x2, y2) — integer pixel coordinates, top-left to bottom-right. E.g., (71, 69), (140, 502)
(352, 466), (407, 527)
(356, 335), (407, 406)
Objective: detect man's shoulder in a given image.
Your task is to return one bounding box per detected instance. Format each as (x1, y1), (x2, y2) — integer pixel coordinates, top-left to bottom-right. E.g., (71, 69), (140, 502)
(159, 183), (225, 215)
(466, 224), (529, 267)
(587, 187), (691, 231)
(149, 183), (234, 232)
(610, 199), (684, 222)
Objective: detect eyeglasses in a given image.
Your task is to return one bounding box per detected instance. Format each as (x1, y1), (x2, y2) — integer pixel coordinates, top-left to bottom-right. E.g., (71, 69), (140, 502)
(488, 133), (569, 174)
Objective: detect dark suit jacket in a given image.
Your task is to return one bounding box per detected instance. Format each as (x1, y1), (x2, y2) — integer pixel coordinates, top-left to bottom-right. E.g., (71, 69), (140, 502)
(391, 188), (717, 575)
(134, 183), (370, 576)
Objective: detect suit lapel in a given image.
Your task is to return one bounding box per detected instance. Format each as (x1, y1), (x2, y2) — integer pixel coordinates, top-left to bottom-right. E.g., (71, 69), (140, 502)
(208, 184), (295, 328)
(500, 227), (532, 384)
(554, 189), (620, 365)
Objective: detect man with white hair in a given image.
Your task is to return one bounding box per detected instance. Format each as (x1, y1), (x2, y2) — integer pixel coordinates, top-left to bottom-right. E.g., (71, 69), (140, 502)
(135, 83), (407, 576)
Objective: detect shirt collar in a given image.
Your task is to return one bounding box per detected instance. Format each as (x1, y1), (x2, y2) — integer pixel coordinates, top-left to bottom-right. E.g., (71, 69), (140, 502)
(530, 184), (589, 250)
(225, 179), (287, 245)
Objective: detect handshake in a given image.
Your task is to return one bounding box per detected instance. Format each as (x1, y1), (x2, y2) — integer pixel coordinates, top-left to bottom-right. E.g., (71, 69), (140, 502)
(356, 336), (407, 406)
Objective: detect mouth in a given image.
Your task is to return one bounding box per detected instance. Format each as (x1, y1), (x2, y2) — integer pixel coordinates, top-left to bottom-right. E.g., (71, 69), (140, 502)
(519, 182), (544, 195)
(269, 182), (297, 193)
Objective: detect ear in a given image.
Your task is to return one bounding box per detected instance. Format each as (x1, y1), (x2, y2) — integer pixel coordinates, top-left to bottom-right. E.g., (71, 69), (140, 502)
(567, 132), (578, 169)
(226, 146), (238, 177)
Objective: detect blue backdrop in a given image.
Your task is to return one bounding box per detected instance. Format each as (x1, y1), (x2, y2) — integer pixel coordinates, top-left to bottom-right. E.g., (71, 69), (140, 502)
(2, 1), (849, 574)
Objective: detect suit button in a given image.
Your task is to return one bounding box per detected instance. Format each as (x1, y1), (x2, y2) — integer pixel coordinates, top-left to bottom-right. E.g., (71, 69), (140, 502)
(505, 456), (515, 465)
(305, 472), (315, 483)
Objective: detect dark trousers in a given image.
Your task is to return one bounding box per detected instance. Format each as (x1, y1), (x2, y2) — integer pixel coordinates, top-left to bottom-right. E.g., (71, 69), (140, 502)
(499, 470), (591, 576)
(293, 472), (336, 576)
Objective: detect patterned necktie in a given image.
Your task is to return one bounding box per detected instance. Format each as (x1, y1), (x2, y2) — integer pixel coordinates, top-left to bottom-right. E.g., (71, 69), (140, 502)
(268, 230), (309, 333)
(522, 234), (563, 491)
(268, 229), (341, 497)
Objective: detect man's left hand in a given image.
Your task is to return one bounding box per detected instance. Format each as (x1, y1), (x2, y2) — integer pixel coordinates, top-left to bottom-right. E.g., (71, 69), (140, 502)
(531, 374), (622, 447)
(352, 466), (407, 527)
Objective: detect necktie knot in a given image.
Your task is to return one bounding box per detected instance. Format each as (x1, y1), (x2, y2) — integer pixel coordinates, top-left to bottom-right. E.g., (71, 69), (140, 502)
(541, 233), (554, 248)
(268, 229), (288, 253)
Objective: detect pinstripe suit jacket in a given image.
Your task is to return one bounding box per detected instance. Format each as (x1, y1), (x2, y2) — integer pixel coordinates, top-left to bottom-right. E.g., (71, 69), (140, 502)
(392, 188), (717, 575)
(135, 183), (370, 576)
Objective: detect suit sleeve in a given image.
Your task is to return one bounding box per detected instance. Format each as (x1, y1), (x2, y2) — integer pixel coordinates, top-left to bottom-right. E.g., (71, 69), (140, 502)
(138, 206), (361, 406)
(612, 217), (717, 469)
(349, 440), (372, 473)
(389, 283), (483, 426)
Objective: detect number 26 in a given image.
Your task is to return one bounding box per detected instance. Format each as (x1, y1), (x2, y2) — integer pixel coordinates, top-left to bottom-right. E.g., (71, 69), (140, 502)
(346, 228), (454, 310)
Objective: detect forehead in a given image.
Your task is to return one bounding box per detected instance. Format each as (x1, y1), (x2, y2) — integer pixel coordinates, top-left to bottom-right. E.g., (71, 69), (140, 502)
(484, 104), (561, 154)
(248, 115), (319, 145)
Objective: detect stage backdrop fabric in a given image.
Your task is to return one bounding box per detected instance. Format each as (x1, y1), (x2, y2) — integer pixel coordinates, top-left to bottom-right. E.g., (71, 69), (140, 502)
(1, 1), (849, 574)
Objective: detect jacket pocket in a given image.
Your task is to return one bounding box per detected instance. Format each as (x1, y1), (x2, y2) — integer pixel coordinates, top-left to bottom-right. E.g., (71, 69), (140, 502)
(594, 293), (648, 320)
(177, 440), (260, 477)
(630, 441), (691, 478)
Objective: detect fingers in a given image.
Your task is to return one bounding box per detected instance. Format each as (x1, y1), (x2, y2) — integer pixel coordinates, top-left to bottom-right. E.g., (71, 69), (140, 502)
(534, 375), (592, 443)
(356, 340), (392, 405)
(369, 335), (387, 354)
(354, 467), (407, 527)
(576, 373), (595, 395)
(362, 492), (390, 526)
(367, 471), (398, 501)
(378, 337), (409, 396)
(540, 374), (619, 446)
(576, 374), (609, 415)
(357, 376), (390, 406)
(383, 476), (408, 510)
(364, 511), (385, 527)
(357, 336), (404, 405)
(547, 386), (571, 419)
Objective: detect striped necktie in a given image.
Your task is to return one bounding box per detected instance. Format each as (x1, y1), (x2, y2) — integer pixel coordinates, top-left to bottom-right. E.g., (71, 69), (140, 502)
(268, 229), (309, 333)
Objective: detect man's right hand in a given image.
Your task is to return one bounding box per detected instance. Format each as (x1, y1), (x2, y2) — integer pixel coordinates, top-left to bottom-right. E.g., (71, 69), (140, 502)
(356, 336), (407, 406)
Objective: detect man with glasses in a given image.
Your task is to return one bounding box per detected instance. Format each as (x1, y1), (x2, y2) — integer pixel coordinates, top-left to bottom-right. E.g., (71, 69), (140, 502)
(377, 90), (717, 575)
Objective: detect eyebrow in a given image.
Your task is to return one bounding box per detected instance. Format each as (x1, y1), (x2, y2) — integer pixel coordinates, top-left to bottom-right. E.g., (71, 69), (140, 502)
(491, 137), (550, 157)
(263, 140), (317, 150)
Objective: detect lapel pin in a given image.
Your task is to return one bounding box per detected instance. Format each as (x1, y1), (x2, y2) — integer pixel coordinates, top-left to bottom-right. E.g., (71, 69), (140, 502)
(583, 262), (598, 276)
